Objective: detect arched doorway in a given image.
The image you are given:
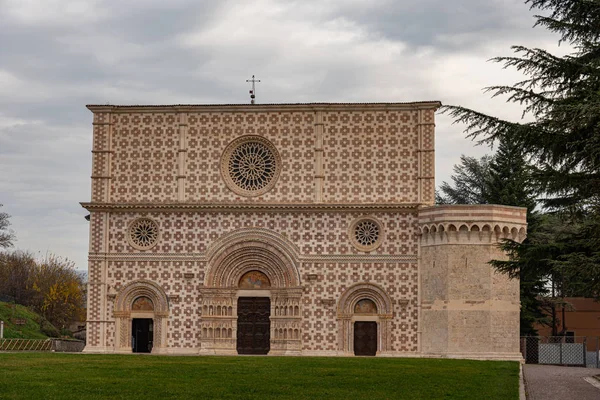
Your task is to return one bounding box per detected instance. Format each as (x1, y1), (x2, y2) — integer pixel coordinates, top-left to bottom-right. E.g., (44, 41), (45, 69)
(201, 229), (302, 355)
(113, 280), (169, 354)
(337, 283), (394, 356)
(131, 296), (154, 353)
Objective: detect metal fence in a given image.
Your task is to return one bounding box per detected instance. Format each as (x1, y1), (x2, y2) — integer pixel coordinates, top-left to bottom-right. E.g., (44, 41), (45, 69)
(0, 338), (53, 351)
(521, 336), (600, 368)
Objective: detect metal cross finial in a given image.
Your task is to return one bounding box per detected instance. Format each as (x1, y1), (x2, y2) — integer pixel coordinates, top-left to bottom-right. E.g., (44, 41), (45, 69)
(246, 75), (261, 105)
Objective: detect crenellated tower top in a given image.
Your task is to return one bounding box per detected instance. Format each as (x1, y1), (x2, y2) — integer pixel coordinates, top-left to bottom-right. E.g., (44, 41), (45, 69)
(418, 204), (527, 246)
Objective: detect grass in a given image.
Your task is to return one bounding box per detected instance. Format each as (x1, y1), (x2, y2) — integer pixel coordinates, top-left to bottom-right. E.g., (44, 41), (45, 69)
(0, 301), (49, 339)
(0, 353), (519, 399)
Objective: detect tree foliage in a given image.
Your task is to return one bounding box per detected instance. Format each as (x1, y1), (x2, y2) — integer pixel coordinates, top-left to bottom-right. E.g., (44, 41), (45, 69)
(442, 0), (600, 306)
(0, 204), (16, 249)
(438, 155), (492, 205)
(0, 251), (85, 333)
(439, 137), (548, 334)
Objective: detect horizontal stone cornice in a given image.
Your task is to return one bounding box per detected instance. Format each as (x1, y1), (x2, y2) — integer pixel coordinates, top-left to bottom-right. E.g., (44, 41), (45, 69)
(418, 204), (527, 226)
(80, 202), (421, 213)
(88, 252), (418, 263)
(86, 101), (442, 114)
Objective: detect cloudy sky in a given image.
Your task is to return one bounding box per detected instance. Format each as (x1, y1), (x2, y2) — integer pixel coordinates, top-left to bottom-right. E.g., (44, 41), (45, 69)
(0, 0), (566, 272)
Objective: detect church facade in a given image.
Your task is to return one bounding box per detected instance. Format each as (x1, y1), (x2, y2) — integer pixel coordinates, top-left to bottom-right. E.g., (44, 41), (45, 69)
(82, 102), (526, 359)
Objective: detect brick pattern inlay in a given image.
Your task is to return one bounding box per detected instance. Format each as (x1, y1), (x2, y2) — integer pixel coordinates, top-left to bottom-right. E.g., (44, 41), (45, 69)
(83, 103), (447, 355)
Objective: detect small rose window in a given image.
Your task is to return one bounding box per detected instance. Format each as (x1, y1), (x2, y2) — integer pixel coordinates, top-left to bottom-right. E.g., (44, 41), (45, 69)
(348, 217), (384, 252)
(127, 218), (159, 250)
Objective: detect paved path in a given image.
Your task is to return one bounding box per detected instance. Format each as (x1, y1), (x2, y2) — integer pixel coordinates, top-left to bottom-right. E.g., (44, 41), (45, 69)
(523, 364), (600, 400)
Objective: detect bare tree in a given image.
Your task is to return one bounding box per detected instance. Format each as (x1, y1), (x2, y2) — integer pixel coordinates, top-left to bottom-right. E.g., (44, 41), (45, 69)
(0, 204), (16, 249)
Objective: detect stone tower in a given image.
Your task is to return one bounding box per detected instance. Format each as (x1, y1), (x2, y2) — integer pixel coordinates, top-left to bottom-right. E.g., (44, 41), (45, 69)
(419, 205), (527, 359)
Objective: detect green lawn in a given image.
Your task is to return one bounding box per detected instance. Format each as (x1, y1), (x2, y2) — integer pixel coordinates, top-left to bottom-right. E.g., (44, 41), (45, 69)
(0, 353), (518, 399)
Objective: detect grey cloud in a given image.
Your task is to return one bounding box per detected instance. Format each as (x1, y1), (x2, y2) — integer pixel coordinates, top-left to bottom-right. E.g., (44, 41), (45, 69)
(0, 0), (556, 271)
(315, 0), (542, 51)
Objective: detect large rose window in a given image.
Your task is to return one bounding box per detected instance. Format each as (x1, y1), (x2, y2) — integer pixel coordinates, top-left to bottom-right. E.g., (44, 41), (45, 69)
(221, 136), (281, 196)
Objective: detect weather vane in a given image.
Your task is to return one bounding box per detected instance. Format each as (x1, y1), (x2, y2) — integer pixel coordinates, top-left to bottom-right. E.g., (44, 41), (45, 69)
(246, 75), (261, 105)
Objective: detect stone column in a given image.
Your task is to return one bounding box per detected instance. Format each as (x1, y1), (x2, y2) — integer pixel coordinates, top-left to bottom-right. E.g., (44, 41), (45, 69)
(177, 111), (187, 201)
(314, 111), (324, 202)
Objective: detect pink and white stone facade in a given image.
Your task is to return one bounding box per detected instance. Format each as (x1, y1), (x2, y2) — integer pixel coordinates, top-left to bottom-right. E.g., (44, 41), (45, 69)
(82, 102), (525, 359)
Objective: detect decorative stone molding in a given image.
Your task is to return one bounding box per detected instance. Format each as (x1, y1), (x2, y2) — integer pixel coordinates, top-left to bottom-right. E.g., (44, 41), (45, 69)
(88, 252), (417, 263)
(337, 283), (393, 317)
(220, 135), (282, 197)
(205, 228), (301, 288)
(80, 202), (421, 212)
(418, 204), (527, 246)
(348, 216), (385, 252)
(183, 273), (194, 279)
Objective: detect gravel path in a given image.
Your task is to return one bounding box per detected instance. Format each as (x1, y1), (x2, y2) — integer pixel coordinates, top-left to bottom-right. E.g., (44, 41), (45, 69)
(523, 364), (600, 400)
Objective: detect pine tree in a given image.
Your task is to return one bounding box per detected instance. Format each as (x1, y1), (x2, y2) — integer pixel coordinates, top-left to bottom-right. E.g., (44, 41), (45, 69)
(438, 155), (492, 205)
(487, 139), (536, 210)
(443, 0), (600, 302)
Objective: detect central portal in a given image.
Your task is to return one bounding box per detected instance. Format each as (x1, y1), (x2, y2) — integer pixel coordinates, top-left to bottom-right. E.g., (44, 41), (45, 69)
(237, 297), (271, 355)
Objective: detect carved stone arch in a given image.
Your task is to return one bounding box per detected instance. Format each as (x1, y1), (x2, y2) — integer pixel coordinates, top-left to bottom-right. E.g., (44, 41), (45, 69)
(115, 279), (169, 313)
(113, 279), (169, 354)
(201, 229), (302, 356)
(511, 227), (519, 240)
(205, 228), (301, 288)
(337, 282), (393, 317)
(337, 283), (394, 355)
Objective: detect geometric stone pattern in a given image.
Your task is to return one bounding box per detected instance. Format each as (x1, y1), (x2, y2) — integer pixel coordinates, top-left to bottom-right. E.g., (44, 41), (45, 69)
(186, 112), (314, 202)
(82, 102), (524, 360)
(322, 111), (419, 203)
(109, 113), (179, 202)
(106, 211), (417, 256)
(97, 257), (418, 352)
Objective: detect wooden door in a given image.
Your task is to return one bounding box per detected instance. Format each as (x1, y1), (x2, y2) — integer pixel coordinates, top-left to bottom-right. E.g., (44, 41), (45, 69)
(237, 297), (271, 355)
(354, 321), (377, 356)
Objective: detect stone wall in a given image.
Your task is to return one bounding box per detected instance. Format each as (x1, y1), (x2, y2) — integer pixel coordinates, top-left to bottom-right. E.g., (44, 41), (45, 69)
(51, 339), (85, 352)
